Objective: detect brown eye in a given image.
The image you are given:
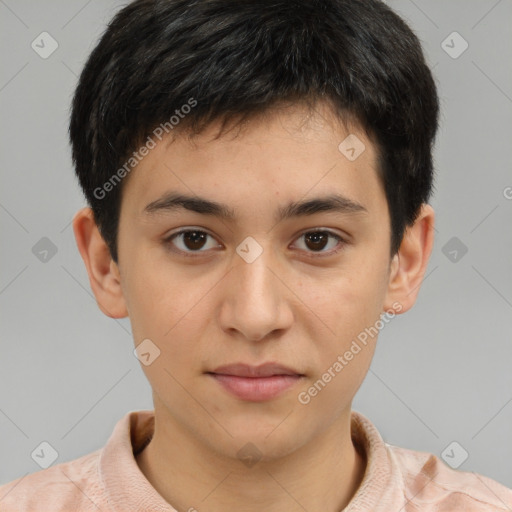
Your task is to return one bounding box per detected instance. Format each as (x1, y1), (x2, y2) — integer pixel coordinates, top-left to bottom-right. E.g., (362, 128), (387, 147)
(293, 230), (345, 256)
(181, 231), (208, 250)
(304, 231), (330, 251)
(166, 229), (220, 256)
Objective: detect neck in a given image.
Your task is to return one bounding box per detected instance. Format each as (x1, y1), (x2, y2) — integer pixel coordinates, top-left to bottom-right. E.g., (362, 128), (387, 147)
(136, 406), (366, 512)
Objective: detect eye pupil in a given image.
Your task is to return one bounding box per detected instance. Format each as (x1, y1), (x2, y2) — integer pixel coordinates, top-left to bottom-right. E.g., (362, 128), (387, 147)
(184, 231), (207, 250)
(305, 232), (328, 251)
(169, 229), (342, 257)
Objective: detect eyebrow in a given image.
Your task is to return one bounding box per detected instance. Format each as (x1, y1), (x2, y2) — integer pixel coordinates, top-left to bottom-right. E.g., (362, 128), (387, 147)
(143, 192), (368, 223)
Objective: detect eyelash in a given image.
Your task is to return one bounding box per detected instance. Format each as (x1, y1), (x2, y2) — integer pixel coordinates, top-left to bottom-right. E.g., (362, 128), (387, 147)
(163, 228), (347, 259)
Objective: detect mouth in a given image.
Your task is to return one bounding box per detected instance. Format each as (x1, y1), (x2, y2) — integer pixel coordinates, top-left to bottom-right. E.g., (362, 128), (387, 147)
(206, 362), (305, 402)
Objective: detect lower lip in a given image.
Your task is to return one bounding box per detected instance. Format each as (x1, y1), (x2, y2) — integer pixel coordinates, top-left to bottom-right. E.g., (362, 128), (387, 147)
(209, 373), (303, 401)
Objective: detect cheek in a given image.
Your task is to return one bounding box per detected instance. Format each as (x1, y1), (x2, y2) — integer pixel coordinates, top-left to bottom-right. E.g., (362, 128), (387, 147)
(297, 274), (384, 414)
(308, 264), (387, 330)
(125, 267), (208, 402)
(124, 257), (213, 370)
(120, 259), (175, 366)
(299, 254), (390, 369)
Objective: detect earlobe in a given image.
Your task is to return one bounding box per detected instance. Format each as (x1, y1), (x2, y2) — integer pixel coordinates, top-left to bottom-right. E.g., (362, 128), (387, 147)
(383, 204), (435, 314)
(72, 207), (128, 319)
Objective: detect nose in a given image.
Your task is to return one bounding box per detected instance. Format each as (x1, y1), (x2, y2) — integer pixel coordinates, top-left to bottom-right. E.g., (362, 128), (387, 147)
(218, 245), (294, 343)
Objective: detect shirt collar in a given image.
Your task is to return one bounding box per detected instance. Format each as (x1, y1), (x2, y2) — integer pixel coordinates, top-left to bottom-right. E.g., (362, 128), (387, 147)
(99, 409), (401, 511)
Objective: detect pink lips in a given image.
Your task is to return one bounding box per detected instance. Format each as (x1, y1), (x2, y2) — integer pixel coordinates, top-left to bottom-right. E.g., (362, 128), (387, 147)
(207, 363), (304, 402)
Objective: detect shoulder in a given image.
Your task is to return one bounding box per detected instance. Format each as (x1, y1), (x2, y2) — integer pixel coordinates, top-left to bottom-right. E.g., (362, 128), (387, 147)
(387, 443), (512, 511)
(0, 449), (105, 511)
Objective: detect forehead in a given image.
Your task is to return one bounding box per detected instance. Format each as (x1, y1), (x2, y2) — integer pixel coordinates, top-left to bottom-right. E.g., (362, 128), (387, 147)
(120, 102), (384, 221)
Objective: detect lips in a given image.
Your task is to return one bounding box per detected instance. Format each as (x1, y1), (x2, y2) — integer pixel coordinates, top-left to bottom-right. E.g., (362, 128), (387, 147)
(209, 362), (303, 378)
(207, 363), (304, 401)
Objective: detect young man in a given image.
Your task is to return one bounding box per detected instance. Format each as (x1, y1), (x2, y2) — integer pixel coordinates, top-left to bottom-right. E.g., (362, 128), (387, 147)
(1, 0), (511, 510)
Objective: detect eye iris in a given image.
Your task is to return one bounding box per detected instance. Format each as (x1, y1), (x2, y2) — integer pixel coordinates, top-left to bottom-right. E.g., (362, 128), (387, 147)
(177, 231), (334, 253)
(305, 232), (329, 251)
(183, 231), (207, 250)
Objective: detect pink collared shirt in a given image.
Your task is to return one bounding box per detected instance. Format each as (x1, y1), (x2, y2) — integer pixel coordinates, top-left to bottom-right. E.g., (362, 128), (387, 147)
(1, 409), (511, 511)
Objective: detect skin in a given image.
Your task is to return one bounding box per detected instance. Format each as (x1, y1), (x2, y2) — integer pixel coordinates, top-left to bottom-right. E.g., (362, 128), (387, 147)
(73, 100), (434, 512)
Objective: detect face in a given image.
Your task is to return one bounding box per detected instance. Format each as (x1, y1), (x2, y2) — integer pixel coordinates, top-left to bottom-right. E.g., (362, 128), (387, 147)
(115, 101), (397, 460)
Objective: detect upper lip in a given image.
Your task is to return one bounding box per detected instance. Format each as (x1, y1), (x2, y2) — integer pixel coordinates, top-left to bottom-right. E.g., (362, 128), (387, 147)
(209, 363), (303, 377)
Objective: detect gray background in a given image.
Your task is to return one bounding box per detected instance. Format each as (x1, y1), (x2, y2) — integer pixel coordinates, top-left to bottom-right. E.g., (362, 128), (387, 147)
(1, 0), (511, 492)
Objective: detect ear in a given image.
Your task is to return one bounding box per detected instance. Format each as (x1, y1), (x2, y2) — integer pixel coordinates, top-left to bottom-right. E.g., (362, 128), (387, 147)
(383, 203), (435, 314)
(72, 207), (128, 319)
